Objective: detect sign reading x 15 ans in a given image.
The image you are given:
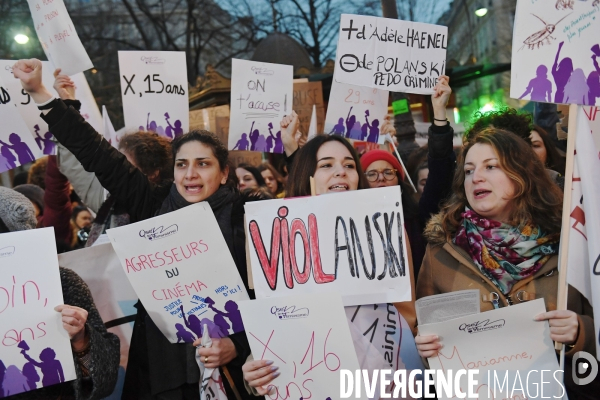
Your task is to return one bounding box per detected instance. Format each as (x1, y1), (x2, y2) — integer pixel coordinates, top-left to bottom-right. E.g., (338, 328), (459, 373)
(244, 187), (412, 306)
(334, 14), (447, 94)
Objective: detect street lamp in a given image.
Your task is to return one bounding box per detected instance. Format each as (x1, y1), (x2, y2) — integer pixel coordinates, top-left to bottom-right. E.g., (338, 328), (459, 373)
(14, 34), (29, 44)
(475, 4), (488, 17)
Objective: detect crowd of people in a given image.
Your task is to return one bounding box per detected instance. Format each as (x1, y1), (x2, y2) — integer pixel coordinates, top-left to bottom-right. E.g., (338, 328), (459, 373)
(0, 57), (595, 400)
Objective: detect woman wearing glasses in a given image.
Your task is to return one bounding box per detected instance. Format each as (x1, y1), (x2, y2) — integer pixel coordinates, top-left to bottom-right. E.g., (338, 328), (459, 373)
(361, 150), (425, 278)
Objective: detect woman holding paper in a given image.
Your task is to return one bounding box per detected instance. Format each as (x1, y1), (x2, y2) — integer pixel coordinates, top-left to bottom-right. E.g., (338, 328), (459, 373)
(13, 59), (263, 400)
(0, 186), (120, 399)
(242, 114), (418, 395)
(414, 128), (595, 361)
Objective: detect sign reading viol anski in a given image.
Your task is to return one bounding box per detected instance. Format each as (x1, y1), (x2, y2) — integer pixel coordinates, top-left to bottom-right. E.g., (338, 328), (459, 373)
(244, 187), (412, 306)
(334, 14), (447, 94)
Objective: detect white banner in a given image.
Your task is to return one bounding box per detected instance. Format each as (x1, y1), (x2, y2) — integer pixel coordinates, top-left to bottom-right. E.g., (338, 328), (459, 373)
(566, 106), (600, 360)
(26, 0), (93, 76)
(0, 75), (42, 173)
(238, 292), (363, 400)
(325, 79), (389, 143)
(106, 203), (249, 343)
(334, 14), (447, 94)
(510, 0), (600, 105)
(229, 59), (293, 153)
(118, 51), (189, 137)
(419, 299), (561, 399)
(244, 187), (412, 306)
(0, 228), (77, 396)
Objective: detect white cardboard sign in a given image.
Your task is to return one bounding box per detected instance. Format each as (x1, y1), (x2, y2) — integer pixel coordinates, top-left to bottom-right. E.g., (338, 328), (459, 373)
(238, 292), (363, 400)
(244, 187), (412, 306)
(106, 203), (249, 343)
(325, 78), (389, 143)
(118, 51), (189, 137)
(418, 299), (562, 399)
(0, 75), (42, 173)
(0, 228), (77, 396)
(334, 14), (447, 94)
(510, 1), (600, 105)
(229, 59), (293, 153)
(26, 0), (93, 76)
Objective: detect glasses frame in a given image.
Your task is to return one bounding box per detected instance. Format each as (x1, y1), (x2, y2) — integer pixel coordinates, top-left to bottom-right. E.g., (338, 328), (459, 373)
(365, 168), (398, 182)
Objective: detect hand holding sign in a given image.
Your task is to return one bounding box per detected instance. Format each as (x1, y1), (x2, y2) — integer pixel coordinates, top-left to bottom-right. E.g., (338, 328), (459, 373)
(195, 337), (237, 369)
(431, 75), (451, 122)
(242, 360), (278, 395)
(534, 309), (580, 344)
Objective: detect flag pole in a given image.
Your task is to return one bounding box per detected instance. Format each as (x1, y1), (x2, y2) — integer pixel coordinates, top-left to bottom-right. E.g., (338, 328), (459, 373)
(555, 103), (579, 352)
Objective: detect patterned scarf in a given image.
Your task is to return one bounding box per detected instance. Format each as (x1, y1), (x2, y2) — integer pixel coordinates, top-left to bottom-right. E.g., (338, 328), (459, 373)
(453, 209), (559, 294)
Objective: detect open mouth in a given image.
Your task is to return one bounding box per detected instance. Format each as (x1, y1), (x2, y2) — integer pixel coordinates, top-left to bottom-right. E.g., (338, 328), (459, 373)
(474, 189), (491, 199)
(329, 184), (349, 192)
(185, 185), (203, 194)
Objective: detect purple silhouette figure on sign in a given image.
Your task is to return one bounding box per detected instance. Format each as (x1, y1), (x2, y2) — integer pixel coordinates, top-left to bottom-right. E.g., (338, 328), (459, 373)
(348, 121), (362, 140)
(206, 299), (244, 333)
(180, 304), (202, 338)
(233, 133), (249, 151)
(0, 359), (5, 397)
(587, 71), (600, 105)
(248, 122), (259, 151)
(175, 323), (196, 343)
(552, 41), (573, 103)
(273, 131), (283, 154)
(2, 365), (29, 396)
(254, 134), (267, 152)
(20, 347), (65, 387)
(564, 68), (590, 104)
(34, 125), (56, 155)
(365, 111), (380, 143)
(22, 361), (40, 390)
(345, 108), (357, 139)
(213, 314), (231, 336)
(0, 145), (17, 172)
(164, 113), (183, 139)
(329, 118), (345, 136)
(0, 133), (35, 166)
(519, 65), (553, 102)
(199, 318), (226, 338)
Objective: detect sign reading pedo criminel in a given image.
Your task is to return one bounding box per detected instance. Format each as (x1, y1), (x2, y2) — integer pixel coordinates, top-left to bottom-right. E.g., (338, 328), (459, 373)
(334, 14), (448, 94)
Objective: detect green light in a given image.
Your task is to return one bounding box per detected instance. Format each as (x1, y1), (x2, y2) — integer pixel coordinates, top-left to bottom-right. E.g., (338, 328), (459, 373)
(14, 34), (29, 44)
(453, 107), (461, 124)
(475, 8), (488, 17)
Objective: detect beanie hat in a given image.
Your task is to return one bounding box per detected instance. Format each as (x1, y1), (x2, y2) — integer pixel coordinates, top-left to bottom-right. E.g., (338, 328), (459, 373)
(13, 184), (45, 214)
(360, 150), (405, 181)
(0, 186), (37, 233)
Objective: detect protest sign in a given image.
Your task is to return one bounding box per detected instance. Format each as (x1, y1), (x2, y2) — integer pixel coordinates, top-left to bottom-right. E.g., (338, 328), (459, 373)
(419, 299), (561, 399)
(0, 61), (102, 156)
(229, 59), (293, 153)
(345, 303), (424, 400)
(106, 202), (249, 343)
(0, 75), (42, 173)
(293, 81), (324, 137)
(118, 51), (189, 137)
(510, 1), (600, 105)
(325, 79), (389, 143)
(26, 0), (93, 76)
(334, 14), (447, 94)
(0, 228), (77, 396)
(244, 187), (411, 305)
(238, 292), (363, 400)
(566, 106), (600, 359)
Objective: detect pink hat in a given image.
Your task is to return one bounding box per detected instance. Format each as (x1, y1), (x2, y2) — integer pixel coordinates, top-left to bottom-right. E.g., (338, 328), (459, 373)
(360, 150), (405, 181)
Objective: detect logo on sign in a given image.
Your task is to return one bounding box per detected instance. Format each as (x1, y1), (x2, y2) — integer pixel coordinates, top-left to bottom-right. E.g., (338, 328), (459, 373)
(251, 66), (274, 75)
(459, 319), (505, 334)
(270, 305), (309, 320)
(139, 225), (178, 241)
(140, 56), (165, 65)
(0, 246), (16, 258)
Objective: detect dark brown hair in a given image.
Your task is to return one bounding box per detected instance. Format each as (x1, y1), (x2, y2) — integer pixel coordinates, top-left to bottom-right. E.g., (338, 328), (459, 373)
(531, 125), (566, 175)
(257, 163), (285, 195)
(119, 132), (173, 181)
(286, 135), (369, 197)
(27, 156), (48, 189)
(465, 107), (533, 142)
(440, 128), (563, 239)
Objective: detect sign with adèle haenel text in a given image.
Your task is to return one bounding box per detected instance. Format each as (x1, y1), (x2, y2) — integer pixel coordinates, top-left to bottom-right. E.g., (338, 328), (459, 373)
(244, 186), (412, 306)
(106, 202), (249, 343)
(229, 59), (293, 153)
(238, 292), (364, 400)
(26, 0), (93, 76)
(334, 14), (447, 94)
(118, 51), (189, 138)
(0, 228), (77, 396)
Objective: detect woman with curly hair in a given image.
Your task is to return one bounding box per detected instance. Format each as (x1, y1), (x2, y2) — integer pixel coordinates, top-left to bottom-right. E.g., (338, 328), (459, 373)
(415, 128), (595, 396)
